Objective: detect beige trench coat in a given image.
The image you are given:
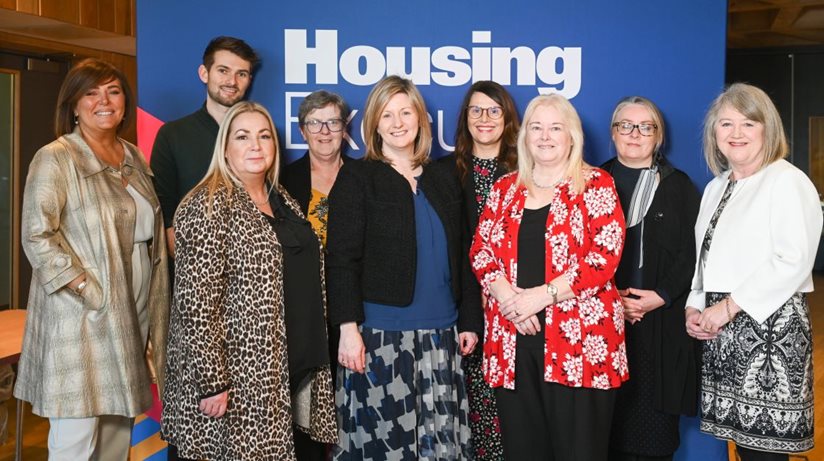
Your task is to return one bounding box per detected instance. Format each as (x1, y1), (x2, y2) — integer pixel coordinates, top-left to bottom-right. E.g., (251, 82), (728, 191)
(14, 129), (170, 418)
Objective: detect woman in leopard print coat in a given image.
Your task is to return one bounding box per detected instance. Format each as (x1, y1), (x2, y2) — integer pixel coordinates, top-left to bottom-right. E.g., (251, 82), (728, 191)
(161, 102), (337, 460)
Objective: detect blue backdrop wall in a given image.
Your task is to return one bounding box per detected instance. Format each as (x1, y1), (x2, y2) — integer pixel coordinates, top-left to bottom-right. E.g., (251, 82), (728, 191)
(137, 2), (729, 458)
(137, 0), (726, 188)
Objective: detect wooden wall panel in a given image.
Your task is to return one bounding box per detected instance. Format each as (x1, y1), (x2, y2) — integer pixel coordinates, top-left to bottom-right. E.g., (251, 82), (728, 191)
(115, 0), (130, 35)
(40, 0), (79, 24)
(15, 0), (38, 14)
(96, 0), (115, 33)
(79, 0), (98, 28)
(0, 0), (16, 10)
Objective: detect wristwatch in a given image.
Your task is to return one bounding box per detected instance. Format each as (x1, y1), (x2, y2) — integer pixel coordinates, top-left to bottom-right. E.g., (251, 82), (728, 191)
(546, 283), (558, 305)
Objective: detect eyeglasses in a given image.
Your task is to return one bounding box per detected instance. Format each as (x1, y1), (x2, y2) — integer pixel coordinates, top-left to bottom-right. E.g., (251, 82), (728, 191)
(613, 121), (657, 136)
(302, 119), (345, 134)
(467, 105), (504, 120)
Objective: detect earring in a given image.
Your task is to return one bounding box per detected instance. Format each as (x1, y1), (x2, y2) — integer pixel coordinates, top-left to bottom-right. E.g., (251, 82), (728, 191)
(74, 114), (78, 125)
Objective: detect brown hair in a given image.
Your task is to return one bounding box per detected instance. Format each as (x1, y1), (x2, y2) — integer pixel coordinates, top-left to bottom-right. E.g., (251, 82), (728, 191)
(54, 58), (133, 137)
(362, 75), (432, 168)
(202, 36), (259, 70)
(453, 81), (519, 182)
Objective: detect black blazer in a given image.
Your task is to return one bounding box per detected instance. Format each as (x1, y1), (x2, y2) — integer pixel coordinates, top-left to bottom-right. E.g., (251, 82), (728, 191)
(438, 154), (510, 234)
(280, 151), (355, 215)
(326, 158), (482, 334)
(602, 157), (701, 416)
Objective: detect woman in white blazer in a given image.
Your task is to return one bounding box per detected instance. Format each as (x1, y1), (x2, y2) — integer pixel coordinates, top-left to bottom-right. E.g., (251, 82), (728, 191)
(685, 83), (821, 461)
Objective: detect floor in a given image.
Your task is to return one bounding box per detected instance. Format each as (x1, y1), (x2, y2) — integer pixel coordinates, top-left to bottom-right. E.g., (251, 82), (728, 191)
(3, 275), (824, 461)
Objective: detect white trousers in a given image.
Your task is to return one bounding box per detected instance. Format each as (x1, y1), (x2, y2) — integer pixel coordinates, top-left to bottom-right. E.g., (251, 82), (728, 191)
(48, 415), (132, 461)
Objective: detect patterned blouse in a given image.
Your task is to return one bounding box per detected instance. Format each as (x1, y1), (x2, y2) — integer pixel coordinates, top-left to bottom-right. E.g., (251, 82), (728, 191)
(307, 189), (329, 246)
(470, 169), (628, 390)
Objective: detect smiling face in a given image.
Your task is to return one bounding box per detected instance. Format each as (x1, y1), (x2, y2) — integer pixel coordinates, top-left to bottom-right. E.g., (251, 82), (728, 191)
(714, 105), (765, 176)
(612, 104), (657, 168)
(225, 111), (276, 184)
(467, 91), (504, 157)
(377, 92), (419, 156)
(526, 104), (572, 168)
(300, 104), (345, 161)
(74, 78), (126, 137)
(199, 50), (252, 108)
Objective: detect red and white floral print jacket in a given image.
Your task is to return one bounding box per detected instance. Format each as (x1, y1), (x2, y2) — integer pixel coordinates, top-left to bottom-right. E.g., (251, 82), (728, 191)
(470, 168), (628, 390)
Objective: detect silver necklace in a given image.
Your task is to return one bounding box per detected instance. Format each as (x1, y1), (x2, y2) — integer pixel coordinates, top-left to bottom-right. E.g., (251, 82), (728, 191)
(532, 169), (563, 189)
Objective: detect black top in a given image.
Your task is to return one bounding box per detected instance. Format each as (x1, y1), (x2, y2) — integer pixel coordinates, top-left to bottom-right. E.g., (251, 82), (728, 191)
(601, 157), (701, 416)
(264, 192), (328, 395)
(280, 151), (355, 216)
(326, 159), (482, 334)
(610, 161), (644, 290)
(517, 203), (550, 348)
(438, 153), (509, 235)
(151, 104), (219, 227)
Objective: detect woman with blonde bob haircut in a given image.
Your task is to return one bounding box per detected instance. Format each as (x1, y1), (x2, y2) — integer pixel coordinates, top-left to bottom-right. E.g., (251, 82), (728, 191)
(686, 83), (820, 461)
(470, 93), (627, 460)
(361, 75), (433, 168)
(327, 75), (480, 459)
(162, 101), (337, 460)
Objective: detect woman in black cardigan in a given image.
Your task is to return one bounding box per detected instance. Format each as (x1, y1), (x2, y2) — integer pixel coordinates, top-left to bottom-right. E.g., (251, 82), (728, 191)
(326, 75), (481, 459)
(439, 80), (519, 460)
(602, 96), (700, 461)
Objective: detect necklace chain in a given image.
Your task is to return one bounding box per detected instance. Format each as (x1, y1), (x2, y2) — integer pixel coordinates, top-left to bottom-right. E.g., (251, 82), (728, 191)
(532, 168), (563, 189)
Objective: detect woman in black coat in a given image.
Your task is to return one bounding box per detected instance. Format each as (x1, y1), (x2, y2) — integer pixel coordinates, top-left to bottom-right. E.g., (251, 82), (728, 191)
(601, 96), (700, 461)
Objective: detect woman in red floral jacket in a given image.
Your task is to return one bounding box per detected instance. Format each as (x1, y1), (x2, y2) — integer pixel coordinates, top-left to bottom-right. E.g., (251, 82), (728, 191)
(469, 93), (627, 461)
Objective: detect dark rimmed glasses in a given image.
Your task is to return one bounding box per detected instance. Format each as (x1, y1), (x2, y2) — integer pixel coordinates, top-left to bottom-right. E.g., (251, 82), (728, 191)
(303, 119), (345, 134)
(613, 121), (657, 136)
(468, 105), (504, 120)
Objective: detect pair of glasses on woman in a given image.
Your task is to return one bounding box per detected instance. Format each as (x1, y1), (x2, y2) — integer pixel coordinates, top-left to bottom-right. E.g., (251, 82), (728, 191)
(468, 105), (504, 120)
(613, 121), (657, 136)
(303, 119), (346, 133)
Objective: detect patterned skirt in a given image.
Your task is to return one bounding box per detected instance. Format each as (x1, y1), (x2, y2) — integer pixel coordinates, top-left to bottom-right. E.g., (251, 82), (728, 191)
(333, 326), (472, 460)
(700, 292), (814, 453)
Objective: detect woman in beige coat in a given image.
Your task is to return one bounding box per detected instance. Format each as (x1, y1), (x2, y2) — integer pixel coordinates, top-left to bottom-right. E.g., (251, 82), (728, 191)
(15, 58), (170, 461)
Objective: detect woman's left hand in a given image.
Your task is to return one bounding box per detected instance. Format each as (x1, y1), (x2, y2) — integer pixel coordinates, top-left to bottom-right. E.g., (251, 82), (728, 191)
(619, 287), (665, 324)
(458, 332), (478, 356)
(697, 300), (730, 335)
(499, 284), (550, 324)
(199, 390), (228, 418)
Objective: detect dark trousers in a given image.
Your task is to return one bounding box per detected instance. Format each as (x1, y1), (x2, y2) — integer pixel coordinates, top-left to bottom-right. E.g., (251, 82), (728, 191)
(609, 453), (672, 461)
(495, 347), (617, 461)
(736, 445), (789, 461)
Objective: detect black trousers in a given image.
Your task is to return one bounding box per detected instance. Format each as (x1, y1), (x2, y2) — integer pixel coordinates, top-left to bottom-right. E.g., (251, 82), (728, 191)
(736, 445), (789, 461)
(495, 346), (617, 461)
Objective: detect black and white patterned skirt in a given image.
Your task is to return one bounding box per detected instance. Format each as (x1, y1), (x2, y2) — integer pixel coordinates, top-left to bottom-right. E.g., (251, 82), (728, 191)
(700, 292), (814, 453)
(332, 326), (472, 460)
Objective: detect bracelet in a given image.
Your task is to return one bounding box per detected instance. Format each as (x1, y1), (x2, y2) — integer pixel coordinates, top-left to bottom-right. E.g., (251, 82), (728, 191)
(74, 280), (87, 296)
(725, 297), (735, 323)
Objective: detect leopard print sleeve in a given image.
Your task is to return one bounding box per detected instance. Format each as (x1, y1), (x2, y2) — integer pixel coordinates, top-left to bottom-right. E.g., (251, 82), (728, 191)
(173, 186), (231, 397)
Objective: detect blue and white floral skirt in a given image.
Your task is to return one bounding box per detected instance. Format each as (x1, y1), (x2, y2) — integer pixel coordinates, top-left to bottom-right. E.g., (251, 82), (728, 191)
(700, 292), (814, 453)
(332, 326), (472, 460)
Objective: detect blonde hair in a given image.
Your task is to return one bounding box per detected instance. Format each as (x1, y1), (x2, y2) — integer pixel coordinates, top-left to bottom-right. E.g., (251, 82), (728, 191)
(362, 75), (432, 168)
(702, 83), (788, 176)
(516, 94), (589, 194)
(610, 96), (666, 155)
(183, 101), (280, 214)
